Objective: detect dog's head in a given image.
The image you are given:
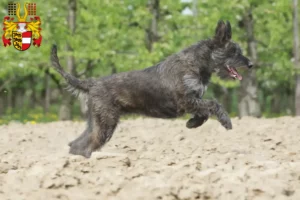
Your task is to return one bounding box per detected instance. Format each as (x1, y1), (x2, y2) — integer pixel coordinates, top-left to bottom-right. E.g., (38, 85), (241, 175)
(210, 20), (253, 80)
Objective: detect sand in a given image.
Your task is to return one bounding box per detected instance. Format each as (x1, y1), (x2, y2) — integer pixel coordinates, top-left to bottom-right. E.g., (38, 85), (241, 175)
(0, 117), (300, 200)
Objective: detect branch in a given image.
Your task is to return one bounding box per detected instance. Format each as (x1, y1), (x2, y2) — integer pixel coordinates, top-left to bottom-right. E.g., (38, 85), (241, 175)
(78, 59), (100, 77)
(45, 68), (63, 93)
(78, 59), (92, 77)
(255, 61), (274, 67)
(255, 39), (268, 48)
(0, 77), (15, 91)
(115, 51), (138, 55)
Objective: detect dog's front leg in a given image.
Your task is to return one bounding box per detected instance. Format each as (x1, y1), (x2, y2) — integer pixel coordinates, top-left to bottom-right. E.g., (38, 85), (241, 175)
(183, 72), (232, 130)
(186, 98), (232, 130)
(186, 114), (209, 128)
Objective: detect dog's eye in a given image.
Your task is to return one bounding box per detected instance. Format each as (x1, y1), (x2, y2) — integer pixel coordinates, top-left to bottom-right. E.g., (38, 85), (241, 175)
(235, 48), (242, 55)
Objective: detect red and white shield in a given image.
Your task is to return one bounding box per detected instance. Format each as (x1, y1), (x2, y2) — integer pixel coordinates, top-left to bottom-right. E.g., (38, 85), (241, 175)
(21, 31), (32, 50)
(12, 31), (32, 51)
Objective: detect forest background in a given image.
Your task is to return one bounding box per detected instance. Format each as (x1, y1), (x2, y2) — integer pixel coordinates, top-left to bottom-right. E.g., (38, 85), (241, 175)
(0, 0), (299, 124)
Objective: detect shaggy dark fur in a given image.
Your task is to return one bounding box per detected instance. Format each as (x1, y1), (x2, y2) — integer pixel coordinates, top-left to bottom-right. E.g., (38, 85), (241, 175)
(51, 20), (253, 158)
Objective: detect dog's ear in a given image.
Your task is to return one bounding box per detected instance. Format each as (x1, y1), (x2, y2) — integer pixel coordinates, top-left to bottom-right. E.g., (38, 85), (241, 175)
(214, 20), (231, 46)
(225, 20), (232, 40)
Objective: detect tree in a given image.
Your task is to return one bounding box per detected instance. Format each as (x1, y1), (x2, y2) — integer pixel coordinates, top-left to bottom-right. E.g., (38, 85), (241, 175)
(293, 0), (300, 115)
(145, 0), (160, 52)
(59, 0), (77, 120)
(238, 6), (261, 117)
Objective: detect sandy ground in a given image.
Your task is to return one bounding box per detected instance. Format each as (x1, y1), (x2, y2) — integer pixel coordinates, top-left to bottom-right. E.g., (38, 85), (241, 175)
(0, 117), (300, 200)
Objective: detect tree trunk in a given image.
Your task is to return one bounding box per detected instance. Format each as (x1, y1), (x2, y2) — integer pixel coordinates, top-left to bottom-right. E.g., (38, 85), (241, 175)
(145, 0), (159, 52)
(29, 75), (37, 109)
(192, 0), (198, 16)
(7, 87), (12, 110)
(15, 88), (24, 110)
(44, 69), (51, 114)
(0, 85), (7, 115)
(271, 92), (281, 114)
(111, 62), (117, 74)
(222, 87), (231, 114)
(59, 0), (77, 120)
(293, 0), (300, 115)
(238, 8), (261, 118)
(0, 95), (4, 116)
(78, 60), (92, 119)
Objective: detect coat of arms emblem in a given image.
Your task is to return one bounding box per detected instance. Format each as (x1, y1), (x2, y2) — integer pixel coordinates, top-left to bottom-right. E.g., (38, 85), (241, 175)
(2, 2), (42, 51)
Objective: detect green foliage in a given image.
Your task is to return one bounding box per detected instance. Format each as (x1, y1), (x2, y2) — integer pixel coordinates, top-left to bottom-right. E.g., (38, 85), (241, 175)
(0, 0), (298, 122)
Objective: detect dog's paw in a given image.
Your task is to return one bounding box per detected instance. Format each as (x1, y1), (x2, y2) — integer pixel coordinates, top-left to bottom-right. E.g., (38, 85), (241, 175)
(218, 113), (232, 130)
(213, 103), (232, 130)
(221, 118), (232, 130)
(69, 145), (92, 158)
(69, 136), (93, 158)
(186, 115), (208, 129)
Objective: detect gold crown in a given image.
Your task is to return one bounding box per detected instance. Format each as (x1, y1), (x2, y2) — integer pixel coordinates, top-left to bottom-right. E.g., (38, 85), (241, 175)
(16, 2), (28, 22)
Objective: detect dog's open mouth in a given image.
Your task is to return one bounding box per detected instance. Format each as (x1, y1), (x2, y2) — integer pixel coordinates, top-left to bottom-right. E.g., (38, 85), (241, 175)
(226, 65), (242, 80)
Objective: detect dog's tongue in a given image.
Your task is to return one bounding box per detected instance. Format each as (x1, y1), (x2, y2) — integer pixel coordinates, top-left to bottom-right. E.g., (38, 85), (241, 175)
(227, 66), (242, 80)
(231, 67), (242, 80)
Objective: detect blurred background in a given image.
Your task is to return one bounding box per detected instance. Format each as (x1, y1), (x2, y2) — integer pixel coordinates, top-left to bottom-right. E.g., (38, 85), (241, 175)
(0, 0), (299, 124)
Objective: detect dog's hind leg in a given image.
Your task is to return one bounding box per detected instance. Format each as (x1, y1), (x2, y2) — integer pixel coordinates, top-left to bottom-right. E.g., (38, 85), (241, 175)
(69, 108), (119, 158)
(68, 96), (93, 147)
(68, 128), (89, 147)
(68, 109), (93, 147)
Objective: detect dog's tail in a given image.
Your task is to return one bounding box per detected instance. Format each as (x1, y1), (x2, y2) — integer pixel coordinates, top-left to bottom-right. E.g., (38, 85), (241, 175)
(51, 44), (89, 95)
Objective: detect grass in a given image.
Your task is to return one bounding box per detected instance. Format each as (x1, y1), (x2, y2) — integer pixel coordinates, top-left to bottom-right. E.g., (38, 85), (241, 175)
(0, 105), (291, 126)
(0, 107), (59, 125)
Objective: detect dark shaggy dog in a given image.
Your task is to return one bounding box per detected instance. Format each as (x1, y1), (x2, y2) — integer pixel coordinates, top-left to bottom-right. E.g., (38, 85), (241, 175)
(51, 20), (253, 158)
